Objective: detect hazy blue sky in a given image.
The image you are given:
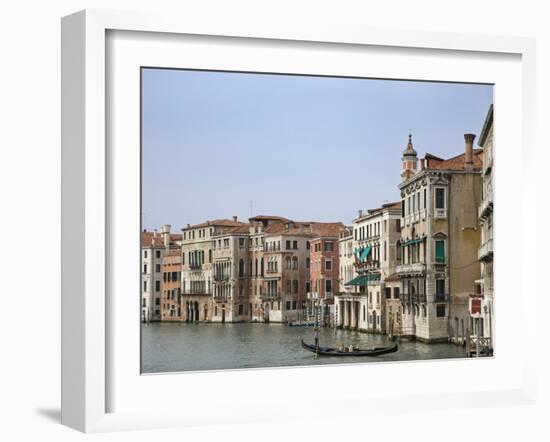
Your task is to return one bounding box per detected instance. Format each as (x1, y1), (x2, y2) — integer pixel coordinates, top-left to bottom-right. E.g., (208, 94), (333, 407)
(142, 68), (493, 230)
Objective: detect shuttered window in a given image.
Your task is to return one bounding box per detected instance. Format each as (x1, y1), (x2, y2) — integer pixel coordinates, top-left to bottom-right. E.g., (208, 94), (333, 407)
(435, 240), (445, 263)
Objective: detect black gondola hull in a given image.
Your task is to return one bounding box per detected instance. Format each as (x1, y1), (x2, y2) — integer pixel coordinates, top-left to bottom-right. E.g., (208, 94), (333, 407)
(301, 339), (398, 356)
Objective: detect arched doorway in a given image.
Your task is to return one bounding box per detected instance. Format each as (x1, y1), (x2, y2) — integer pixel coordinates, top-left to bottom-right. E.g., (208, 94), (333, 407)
(221, 304), (226, 324)
(249, 303), (252, 321)
(194, 302), (199, 323)
(264, 303), (270, 323)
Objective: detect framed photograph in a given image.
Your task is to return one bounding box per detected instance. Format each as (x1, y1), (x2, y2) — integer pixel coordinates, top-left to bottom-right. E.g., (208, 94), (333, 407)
(61, 9), (537, 433)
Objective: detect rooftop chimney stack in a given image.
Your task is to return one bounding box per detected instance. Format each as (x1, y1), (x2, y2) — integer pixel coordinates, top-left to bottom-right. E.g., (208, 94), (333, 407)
(358, 209), (363, 218)
(162, 224), (171, 250)
(464, 133), (476, 171)
(420, 158), (425, 170)
(233, 215), (238, 222)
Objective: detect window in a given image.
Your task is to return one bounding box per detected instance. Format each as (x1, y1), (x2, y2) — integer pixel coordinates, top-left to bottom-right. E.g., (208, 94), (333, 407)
(306, 241), (310, 250)
(396, 219), (401, 232)
(325, 260), (332, 271)
(417, 192), (420, 211)
(143, 281), (147, 292)
(144, 250), (148, 258)
(208, 249), (212, 263)
(435, 240), (445, 263)
(324, 242), (333, 252)
(412, 194), (416, 212)
(325, 279), (332, 293)
(424, 188), (427, 208)
(385, 287), (392, 299)
(143, 264), (147, 273)
(286, 257), (292, 270)
(239, 259), (244, 277)
(155, 281), (160, 292)
(286, 301), (291, 310)
(436, 304), (446, 317)
(155, 297), (160, 306)
(383, 241), (387, 261)
(393, 287), (400, 299)
(142, 298), (146, 307)
(156, 250), (161, 259)
(401, 200), (405, 217)
(155, 264), (161, 273)
(436, 279), (445, 301)
(292, 240), (298, 250)
(293, 280), (298, 294)
(292, 300), (297, 310)
(435, 188), (445, 209)
(286, 240), (291, 250)
(239, 238), (245, 248)
(285, 280), (291, 293)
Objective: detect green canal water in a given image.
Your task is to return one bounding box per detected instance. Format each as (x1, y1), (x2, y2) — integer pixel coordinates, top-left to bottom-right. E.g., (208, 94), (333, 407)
(141, 322), (467, 373)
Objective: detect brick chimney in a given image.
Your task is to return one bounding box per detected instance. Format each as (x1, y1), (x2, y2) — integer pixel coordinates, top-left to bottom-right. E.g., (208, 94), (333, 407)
(420, 158), (425, 170)
(464, 133), (476, 171)
(232, 215), (238, 222)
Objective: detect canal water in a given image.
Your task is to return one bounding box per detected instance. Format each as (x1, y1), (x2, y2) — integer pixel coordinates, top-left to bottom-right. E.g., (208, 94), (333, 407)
(141, 323), (467, 373)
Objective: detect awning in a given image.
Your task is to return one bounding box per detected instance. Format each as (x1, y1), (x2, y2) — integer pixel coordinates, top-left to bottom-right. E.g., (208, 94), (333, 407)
(345, 273), (380, 286)
(359, 246), (372, 262)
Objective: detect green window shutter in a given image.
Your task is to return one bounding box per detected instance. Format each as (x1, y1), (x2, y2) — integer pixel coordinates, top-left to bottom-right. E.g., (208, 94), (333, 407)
(435, 241), (445, 263)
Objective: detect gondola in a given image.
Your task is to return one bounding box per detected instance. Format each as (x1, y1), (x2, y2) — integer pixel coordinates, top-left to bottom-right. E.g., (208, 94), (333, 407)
(288, 321), (315, 327)
(301, 339), (398, 357)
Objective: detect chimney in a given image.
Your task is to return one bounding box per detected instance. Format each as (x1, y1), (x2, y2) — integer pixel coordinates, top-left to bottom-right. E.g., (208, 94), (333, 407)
(232, 215), (238, 222)
(464, 133), (476, 171)
(187, 223), (191, 228)
(420, 158), (425, 170)
(162, 224), (171, 249)
(358, 209), (363, 218)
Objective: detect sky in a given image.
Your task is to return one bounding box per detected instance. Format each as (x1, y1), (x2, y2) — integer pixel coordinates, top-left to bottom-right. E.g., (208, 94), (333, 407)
(141, 68), (493, 230)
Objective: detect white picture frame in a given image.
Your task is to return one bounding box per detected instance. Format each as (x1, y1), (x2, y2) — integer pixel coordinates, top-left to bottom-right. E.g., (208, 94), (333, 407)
(61, 9), (537, 433)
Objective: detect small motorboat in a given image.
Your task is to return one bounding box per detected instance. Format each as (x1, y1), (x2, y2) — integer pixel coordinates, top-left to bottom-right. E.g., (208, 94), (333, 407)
(288, 321), (315, 327)
(301, 339), (398, 357)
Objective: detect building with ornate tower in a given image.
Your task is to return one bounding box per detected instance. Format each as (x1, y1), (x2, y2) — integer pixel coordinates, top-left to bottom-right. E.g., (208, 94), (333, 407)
(397, 133), (483, 343)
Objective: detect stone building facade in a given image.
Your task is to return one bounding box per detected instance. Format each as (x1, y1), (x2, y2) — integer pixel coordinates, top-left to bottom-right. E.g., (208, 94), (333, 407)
(336, 202), (401, 333)
(160, 251), (182, 321)
(397, 133), (483, 343)
(141, 225), (181, 322)
(309, 228), (343, 325)
(180, 218), (245, 322)
(473, 105), (494, 349)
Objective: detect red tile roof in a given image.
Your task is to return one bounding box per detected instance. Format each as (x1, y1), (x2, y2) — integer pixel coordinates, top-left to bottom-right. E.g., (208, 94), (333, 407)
(425, 149), (483, 171)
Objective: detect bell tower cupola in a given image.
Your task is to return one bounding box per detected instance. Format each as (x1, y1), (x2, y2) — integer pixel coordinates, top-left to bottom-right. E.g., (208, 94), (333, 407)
(401, 131), (418, 181)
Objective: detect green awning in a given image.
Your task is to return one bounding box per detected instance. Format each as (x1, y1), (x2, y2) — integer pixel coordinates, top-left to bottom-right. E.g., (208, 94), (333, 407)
(359, 246), (372, 262)
(345, 273), (380, 286)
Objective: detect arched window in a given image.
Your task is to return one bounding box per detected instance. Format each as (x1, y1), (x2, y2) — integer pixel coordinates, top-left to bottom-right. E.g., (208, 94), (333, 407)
(239, 259), (244, 277)
(292, 256), (298, 269)
(261, 258), (264, 276)
(363, 305), (366, 321)
(208, 249), (212, 263)
(293, 280), (298, 293)
(286, 256), (291, 269)
(255, 258), (258, 276)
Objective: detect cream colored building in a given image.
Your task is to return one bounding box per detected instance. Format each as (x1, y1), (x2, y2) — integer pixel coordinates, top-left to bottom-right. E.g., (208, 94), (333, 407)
(336, 203), (401, 333)
(473, 105), (494, 351)
(397, 133), (483, 343)
(180, 218), (244, 322)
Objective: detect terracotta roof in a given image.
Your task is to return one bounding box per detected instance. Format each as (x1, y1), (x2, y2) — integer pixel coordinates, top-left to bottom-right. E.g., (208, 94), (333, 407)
(141, 231), (181, 248)
(425, 149), (483, 171)
(249, 215), (290, 222)
(382, 201), (402, 210)
(265, 221), (344, 238)
(183, 219), (246, 230)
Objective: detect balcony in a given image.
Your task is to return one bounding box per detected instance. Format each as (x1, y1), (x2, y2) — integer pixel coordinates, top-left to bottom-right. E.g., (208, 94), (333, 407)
(181, 289), (211, 296)
(478, 191), (493, 220)
(478, 239), (494, 262)
(189, 263), (202, 270)
(396, 262), (426, 275)
(260, 291), (281, 300)
(412, 294), (427, 303)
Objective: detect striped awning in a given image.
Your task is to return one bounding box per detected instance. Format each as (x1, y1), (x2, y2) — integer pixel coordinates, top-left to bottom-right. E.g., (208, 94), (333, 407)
(345, 273), (380, 286)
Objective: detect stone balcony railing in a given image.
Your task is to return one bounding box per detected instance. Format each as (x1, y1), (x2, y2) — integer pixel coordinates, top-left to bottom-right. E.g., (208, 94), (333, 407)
(478, 192), (494, 220)
(478, 239), (494, 261)
(181, 288), (211, 296)
(396, 262), (427, 275)
(434, 293), (449, 303)
(260, 291), (281, 300)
